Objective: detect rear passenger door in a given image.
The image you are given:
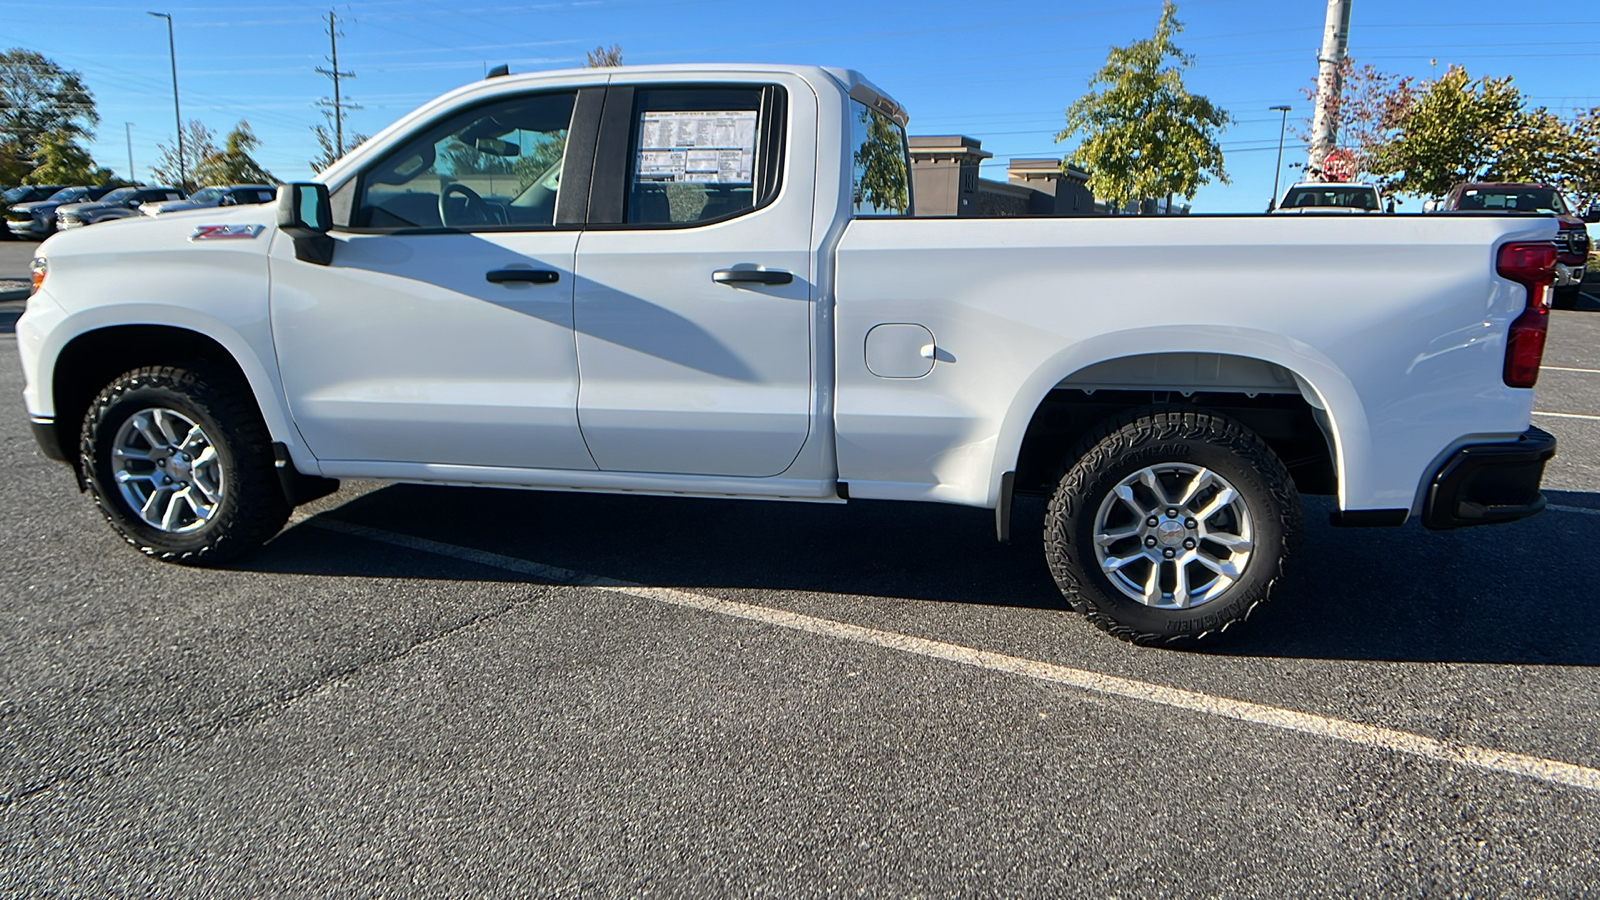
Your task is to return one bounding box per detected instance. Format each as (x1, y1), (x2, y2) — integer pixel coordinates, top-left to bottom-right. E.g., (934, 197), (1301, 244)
(572, 79), (817, 477)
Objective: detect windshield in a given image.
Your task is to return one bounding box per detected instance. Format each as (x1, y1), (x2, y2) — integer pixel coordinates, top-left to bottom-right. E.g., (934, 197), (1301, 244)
(1456, 188), (1567, 214)
(3, 187), (32, 202)
(1281, 186), (1378, 210)
(190, 187), (225, 203)
(47, 187), (88, 202)
(97, 188), (137, 204)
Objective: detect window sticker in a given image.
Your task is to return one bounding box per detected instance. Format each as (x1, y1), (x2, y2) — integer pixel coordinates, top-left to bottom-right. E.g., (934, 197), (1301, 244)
(636, 110), (757, 184)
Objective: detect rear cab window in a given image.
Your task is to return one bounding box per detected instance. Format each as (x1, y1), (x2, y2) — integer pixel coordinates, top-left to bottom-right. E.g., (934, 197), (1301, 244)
(848, 98), (910, 217)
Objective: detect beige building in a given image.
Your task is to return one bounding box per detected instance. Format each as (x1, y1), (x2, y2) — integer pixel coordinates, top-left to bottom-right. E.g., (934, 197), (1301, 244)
(908, 135), (1097, 217)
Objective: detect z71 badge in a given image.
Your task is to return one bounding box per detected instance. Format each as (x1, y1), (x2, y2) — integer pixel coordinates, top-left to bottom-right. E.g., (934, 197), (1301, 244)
(190, 224), (264, 241)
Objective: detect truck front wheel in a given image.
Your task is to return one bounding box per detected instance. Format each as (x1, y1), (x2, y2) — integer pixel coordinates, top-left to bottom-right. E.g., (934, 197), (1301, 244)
(1044, 407), (1302, 645)
(81, 365), (290, 565)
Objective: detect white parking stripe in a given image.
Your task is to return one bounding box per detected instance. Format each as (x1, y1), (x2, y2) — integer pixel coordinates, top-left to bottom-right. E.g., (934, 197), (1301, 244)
(1533, 411), (1600, 421)
(1551, 505), (1600, 518)
(1543, 366), (1600, 374)
(309, 517), (1600, 795)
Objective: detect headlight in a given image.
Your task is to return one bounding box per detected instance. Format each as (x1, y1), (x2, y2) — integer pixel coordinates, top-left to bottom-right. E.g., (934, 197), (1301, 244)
(29, 257), (46, 295)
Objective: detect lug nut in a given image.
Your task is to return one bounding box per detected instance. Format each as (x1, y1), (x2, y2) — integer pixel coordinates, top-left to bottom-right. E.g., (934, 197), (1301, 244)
(1146, 516), (1159, 527)
(1166, 508), (1178, 518)
(1145, 536), (1157, 548)
(1163, 548), (1176, 559)
(1185, 517), (1197, 529)
(1183, 538), (1196, 549)
(157, 459), (166, 467)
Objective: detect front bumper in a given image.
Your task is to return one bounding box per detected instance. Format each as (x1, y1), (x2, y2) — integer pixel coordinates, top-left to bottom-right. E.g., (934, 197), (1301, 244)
(1555, 263), (1587, 287)
(29, 417), (71, 463)
(1421, 426), (1555, 529)
(6, 218), (44, 238)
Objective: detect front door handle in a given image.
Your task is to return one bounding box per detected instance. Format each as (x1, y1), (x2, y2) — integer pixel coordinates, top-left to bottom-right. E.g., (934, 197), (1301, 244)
(486, 268), (560, 285)
(712, 268), (793, 286)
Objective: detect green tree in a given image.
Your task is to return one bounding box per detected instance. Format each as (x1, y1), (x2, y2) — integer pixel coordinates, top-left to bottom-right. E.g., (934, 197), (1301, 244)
(27, 129), (113, 185)
(1368, 66), (1579, 197)
(852, 107), (908, 214)
(584, 44), (622, 67)
(1055, 1), (1230, 211)
(1570, 106), (1600, 208)
(150, 120), (218, 190)
(309, 122), (370, 174)
(193, 121), (276, 185)
(0, 49), (98, 185)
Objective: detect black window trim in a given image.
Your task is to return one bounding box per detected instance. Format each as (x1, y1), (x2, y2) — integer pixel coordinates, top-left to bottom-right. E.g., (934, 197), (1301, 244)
(584, 82), (788, 231)
(334, 85), (602, 236)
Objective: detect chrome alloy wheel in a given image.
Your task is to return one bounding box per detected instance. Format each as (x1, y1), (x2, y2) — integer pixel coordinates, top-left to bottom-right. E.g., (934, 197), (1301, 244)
(1092, 464), (1254, 609)
(110, 407), (225, 533)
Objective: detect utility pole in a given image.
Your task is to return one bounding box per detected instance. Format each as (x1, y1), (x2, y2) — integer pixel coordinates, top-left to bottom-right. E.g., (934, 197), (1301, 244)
(147, 12), (183, 189)
(125, 123), (136, 184)
(315, 9), (360, 155)
(1307, 0), (1351, 179)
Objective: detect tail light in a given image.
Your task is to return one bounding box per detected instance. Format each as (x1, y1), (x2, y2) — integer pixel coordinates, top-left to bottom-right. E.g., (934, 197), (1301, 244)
(1497, 241), (1556, 389)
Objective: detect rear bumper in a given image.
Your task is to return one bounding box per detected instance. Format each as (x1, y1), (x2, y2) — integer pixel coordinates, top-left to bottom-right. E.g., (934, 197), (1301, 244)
(1421, 426), (1555, 530)
(1555, 263), (1587, 287)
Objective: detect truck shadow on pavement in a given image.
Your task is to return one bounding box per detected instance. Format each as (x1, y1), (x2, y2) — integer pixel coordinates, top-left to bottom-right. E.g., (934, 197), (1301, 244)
(248, 483), (1600, 667)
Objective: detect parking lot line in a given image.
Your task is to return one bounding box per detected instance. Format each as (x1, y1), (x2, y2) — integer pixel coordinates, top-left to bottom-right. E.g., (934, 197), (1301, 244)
(308, 517), (1600, 795)
(1543, 366), (1600, 374)
(1533, 411), (1600, 421)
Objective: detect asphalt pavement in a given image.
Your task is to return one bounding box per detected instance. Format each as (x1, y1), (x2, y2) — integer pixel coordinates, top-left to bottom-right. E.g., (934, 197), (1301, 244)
(2, 282), (1600, 896)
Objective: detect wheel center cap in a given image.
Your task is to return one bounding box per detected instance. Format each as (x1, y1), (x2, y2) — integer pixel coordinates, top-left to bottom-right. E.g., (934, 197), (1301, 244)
(1156, 520), (1187, 546)
(169, 453), (194, 479)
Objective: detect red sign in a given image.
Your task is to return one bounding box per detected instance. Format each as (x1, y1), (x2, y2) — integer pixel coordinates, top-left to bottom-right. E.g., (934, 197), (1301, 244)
(1322, 149), (1357, 182)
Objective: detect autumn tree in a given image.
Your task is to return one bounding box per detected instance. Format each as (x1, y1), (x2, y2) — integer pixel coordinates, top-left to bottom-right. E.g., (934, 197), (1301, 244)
(1056, 1), (1230, 211)
(1297, 58), (1415, 181)
(1368, 66), (1580, 197)
(585, 44), (622, 67)
(0, 49), (98, 185)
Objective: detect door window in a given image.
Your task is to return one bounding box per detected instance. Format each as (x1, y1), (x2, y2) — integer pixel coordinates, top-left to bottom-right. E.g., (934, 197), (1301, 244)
(625, 87), (774, 226)
(354, 91), (576, 229)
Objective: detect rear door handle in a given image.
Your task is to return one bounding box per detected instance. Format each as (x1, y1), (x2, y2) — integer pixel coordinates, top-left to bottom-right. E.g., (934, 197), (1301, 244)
(486, 268), (560, 284)
(712, 268), (793, 286)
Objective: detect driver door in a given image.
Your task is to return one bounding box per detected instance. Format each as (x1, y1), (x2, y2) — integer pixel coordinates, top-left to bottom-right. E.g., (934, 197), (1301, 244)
(271, 86), (602, 471)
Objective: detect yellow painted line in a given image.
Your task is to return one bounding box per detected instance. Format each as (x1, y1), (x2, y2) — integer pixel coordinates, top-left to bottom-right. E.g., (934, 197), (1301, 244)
(309, 517), (1600, 795)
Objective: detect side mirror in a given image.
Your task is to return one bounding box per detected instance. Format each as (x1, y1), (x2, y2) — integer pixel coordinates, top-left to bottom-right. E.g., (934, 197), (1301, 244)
(217, 195), (237, 207)
(276, 183), (334, 265)
(1421, 199), (1440, 214)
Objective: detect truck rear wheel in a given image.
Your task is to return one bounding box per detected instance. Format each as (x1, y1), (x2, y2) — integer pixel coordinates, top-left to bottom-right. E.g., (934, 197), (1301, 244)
(1044, 407), (1302, 645)
(81, 365), (290, 565)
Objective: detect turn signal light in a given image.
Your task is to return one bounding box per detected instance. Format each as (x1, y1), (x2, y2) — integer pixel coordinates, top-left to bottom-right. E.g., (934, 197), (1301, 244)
(29, 257), (46, 296)
(1497, 241), (1556, 389)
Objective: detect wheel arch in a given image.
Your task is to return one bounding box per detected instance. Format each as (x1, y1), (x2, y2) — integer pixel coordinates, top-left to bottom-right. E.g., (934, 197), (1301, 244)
(45, 319), (304, 479)
(994, 331), (1369, 509)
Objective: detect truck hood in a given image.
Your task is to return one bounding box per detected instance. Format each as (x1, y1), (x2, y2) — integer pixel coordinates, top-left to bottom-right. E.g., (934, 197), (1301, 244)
(36, 203), (279, 260)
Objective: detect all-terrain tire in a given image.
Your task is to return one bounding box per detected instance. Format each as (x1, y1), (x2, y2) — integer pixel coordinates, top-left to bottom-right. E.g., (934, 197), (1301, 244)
(1044, 406), (1302, 646)
(81, 365), (289, 565)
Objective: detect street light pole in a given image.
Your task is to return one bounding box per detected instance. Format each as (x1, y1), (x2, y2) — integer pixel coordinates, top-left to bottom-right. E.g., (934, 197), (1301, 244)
(1269, 105), (1291, 211)
(125, 123), (135, 184)
(148, 12), (183, 190)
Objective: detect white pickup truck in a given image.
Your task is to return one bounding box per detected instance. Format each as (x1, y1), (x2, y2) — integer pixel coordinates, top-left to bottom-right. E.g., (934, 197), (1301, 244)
(17, 64), (1559, 645)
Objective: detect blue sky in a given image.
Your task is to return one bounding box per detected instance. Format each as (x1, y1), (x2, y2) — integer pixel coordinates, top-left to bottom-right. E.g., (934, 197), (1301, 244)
(3, 0), (1596, 211)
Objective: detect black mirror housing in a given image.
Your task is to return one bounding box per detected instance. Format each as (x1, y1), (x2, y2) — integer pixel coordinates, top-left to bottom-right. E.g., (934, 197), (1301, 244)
(276, 183), (335, 265)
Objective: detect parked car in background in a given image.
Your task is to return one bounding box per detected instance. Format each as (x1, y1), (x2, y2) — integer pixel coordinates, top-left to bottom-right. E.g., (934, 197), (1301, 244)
(7, 186), (118, 239)
(56, 186), (186, 230)
(1, 185), (67, 240)
(1272, 182), (1389, 214)
(1427, 183), (1591, 308)
(141, 185), (277, 216)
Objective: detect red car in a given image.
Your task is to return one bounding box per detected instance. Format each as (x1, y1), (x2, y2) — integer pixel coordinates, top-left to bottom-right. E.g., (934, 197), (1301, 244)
(1432, 183), (1593, 308)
